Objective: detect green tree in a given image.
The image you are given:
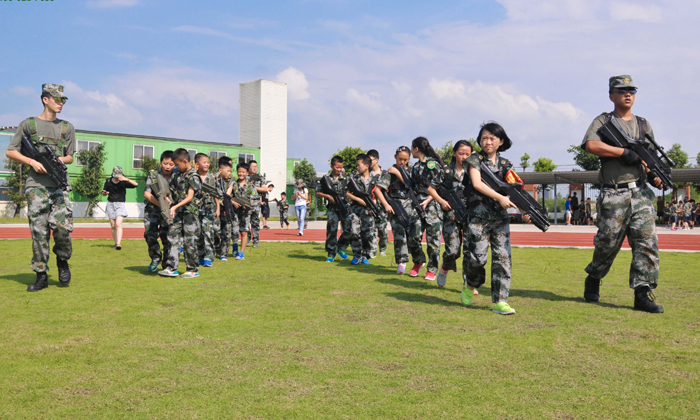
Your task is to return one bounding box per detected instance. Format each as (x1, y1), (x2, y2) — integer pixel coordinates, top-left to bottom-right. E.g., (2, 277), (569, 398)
(567, 145), (600, 171)
(74, 143), (107, 218)
(534, 157), (557, 173)
(332, 146), (366, 174)
(436, 141), (454, 166)
(469, 139), (482, 153)
(139, 156), (159, 179)
(208, 155), (220, 174)
(2, 158), (29, 217)
(520, 153), (531, 172)
(667, 143), (689, 168)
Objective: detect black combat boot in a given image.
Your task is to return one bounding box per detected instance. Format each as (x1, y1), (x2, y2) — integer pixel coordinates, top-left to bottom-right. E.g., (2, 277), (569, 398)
(583, 275), (601, 302)
(634, 286), (664, 313)
(56, 258), (71, 286)
(27, 272), (48, 292)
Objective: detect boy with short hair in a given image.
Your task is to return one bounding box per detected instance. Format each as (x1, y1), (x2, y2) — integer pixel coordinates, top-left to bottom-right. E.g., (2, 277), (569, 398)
(276, 192), (290, 229)
(195, 153), (220, 267)
(228, 162), (255, 260)
(367, 149), (389, 257)
(316, 155), (352, 262)
(247, 160), (268, 248)
(214, 157), (234, 260)
(159, 148), (203, 278)
(346, 154), (376, 265)
(143, 150), (175, 272)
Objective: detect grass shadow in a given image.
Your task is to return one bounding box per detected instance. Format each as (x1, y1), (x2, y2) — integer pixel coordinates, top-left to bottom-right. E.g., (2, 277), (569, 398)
(384, 291), (468, 308)
(0, 273), (61, 287)
(509, 288), (630, 310)
(123, 266), (156, 276)
(91, 244), (117, 248)
(375, 276), (460, 293)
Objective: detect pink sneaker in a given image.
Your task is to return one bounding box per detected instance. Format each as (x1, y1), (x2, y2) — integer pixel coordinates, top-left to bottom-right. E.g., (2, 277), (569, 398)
(397, 263), (406, 275)
(409, 263), (425, 277)
(672, 228), (677, 231)
(425, 271), (436, 281)
(473, 289), (479, 295)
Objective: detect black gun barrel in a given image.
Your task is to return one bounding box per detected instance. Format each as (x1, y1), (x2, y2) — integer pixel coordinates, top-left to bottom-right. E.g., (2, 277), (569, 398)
(20, 136), (70, 191)
(320, 175), (348, 219)
(396, 165), (426, 222)
(347, 177), (379, 216)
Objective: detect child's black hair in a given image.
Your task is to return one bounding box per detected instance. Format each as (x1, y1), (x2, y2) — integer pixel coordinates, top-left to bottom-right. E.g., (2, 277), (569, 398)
(237, 162), (249, 172)
(453, 140), (473, 153)
(411, 136), (445, 167)
(477, 121), (512, 152)
(330, 155), (344, 166)
(356, 153), (371, 167)
(173, 148), (190, 161)
(194, 152), (208, 163)
(367, 149), (379, 160)
(160, 150), (174, 162)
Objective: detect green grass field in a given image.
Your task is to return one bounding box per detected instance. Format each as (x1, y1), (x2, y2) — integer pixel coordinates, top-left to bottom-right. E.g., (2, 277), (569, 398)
(1, 240), (698, 419)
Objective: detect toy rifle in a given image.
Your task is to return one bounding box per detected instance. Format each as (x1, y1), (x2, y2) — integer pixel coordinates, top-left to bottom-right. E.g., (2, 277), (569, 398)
(273, 198), (289, 210)
(218, 179), (235, 224)
(396, 165), (426, 222)
(320, 175), (348, 219)
(346, 177), (380, 217)
(232, 197), (252, 210)
(479, 163), (550, 232)
(437, 166), (468, 224)
(148, 170), (173, 225)
(376, 187), (411, 230)
(21, 136), (70, 191)
(201, 180), (222, 199)
(598, 114), (674, 190)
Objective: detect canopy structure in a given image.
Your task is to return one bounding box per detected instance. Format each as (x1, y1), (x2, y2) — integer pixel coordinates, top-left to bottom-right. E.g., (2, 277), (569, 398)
(516, 168), (700, 225)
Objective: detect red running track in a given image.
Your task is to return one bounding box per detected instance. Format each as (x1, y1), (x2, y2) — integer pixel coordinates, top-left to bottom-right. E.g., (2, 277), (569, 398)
(1, 226), (699, 251)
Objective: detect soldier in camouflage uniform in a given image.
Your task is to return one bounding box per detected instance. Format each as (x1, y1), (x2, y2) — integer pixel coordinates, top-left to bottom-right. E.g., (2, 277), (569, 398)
(229, 162), (256, 260)
(160, 148), (203, 278)
(409, 137), (447, 280)
(275, 192), (290, 228)
(375, 146), (426, 274)
(316, 156), (352, 262)
(194, 154), (220, 267)
(367, 150), (389, 257)
(461, 122), (530, 315)
(214, 157), (235, 260)
(346, 154), (377, 264)
(437, 140), (473, 288)
(247, 161), (267, 248)
(6, 83), (75, 292)
(143, 151), (175, 272)
(581, 75), (664, 313)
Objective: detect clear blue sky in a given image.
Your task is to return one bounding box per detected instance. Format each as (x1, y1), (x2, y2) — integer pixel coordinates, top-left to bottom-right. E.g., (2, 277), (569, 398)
(2, 0), (698, 170)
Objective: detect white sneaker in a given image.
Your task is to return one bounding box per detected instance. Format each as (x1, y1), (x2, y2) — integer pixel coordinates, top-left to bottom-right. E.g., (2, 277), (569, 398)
(436, 267), (448, 288)
(397, 263), (406, 274)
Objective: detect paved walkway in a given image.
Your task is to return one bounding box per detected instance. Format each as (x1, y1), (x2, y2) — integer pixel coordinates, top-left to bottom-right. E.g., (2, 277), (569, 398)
(2, 221), (699, 252)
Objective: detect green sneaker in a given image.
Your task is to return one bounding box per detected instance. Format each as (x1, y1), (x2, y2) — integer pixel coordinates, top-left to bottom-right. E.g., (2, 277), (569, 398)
(460, 286), (474, 306)
(379, 251), (386, 257)
(148, 262), (159, 273)
(493, 302), (516, 315)
(337, 250), (348, 260)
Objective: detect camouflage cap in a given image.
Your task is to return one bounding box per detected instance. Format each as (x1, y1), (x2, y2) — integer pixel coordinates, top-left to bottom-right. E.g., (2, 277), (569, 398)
(295, 179), (305, 188)
(609, 75), (637, 91)
(111, 166), (124, 178)
(42, 83), (68, 99)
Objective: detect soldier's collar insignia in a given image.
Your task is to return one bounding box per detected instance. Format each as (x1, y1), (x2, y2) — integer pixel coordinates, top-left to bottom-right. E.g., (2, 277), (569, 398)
(427, 161), (436, 169)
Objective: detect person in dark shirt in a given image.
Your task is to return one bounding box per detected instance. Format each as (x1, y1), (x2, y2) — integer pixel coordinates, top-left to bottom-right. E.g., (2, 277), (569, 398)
(101, 166), (137, 250)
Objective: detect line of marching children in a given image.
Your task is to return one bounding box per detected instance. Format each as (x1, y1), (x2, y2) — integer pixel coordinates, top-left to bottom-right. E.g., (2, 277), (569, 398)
(319, 123), (531, 315)
(143, 149), (276, 278)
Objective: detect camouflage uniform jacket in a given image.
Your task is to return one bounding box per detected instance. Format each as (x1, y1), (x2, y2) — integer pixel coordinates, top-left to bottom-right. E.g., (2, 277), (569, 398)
(200, 172), (218, 213)
(464, 151), (512, 220)
(247, 173), (266, 206)
(324, 171), (349, 210)
(144, 168), (174, 211)
(370, 168), (389, 211)
(170, 167), (203, 215)
(410, 158), (444, 201)
(348, 172), (376, 210)
(232, 178), (257, 201)
(442, 160), (468, 205)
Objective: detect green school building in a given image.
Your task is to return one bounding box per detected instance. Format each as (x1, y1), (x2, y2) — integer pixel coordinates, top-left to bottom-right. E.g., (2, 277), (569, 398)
(0, 127), (304, 218)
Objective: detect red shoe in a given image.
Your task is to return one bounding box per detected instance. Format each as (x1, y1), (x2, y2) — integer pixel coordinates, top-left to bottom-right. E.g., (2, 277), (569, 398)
(425, 271), (436, 281)
(409, 263), (425, 277)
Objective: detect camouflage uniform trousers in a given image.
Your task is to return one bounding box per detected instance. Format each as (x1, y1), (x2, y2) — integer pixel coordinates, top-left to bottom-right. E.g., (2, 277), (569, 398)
(280, 208), (289, 227)
(143, 205), (171, 268)
(215, 212), (235, 256)
(325, 206), (352, 257)
(409, 200), (442, 274)
(198, 207), (216, 261)
(464, 215), (512, 303)
(441, 210), (467, 272)
(389, 198), (425, 265)
(585, 186), (659, 289)
(232, 208), (251, 240)
(165, 210), (200, 273)
(370, 210), (389, 255)
(26, 187), (73, 273)
(348, 205), (374, 259)
(250, 205), (261, 245)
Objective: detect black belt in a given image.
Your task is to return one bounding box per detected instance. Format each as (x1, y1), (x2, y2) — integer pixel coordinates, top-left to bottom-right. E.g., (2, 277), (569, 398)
(602, 181), (643, 189)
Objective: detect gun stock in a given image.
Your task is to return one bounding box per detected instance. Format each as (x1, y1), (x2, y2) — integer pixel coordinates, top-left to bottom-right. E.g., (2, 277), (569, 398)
(149, 171), (173, 225)
(232, 197), (252, 210)
(396, 165), (426, 222)
(346, 177), (380, 217)
(479, 163), (550, 232)
(437, 185), (468, 224)
(201, 181), (222, 199)
(20, 136), (70, 191)
(320, 175), (349, 219)
(379, 190), (411, 230)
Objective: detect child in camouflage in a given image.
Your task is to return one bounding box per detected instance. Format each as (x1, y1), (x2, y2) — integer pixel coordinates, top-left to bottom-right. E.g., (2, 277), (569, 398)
(194, 153), (219, 268)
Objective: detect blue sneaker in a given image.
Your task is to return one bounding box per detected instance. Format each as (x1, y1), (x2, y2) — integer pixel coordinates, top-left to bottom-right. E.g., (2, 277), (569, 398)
(199, 259), (205, 266)
(202, 259), (212, 267)
(232, 244), (239, 254)
(361, 258), (370, 265)
(158, 268), (179, 277)
(337, 250), (348, 260)
(326, 256), (335, 263)
(179, 247), (183, 254)
(236, 252), (244, 260)
(220, 256), (228, 261)
(180, 271), (199, 278)
(351, 257), (360, 265)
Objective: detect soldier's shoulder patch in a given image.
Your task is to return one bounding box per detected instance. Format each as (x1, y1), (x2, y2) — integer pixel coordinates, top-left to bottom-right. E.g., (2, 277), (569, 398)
(500, 159), (506, 165)
(478, 154), (484, 160)
(427, 161), (436, 170)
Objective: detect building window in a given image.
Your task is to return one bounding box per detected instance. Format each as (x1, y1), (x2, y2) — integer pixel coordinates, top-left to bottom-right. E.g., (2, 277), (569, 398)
(186, 149), (197, 162)
(238, 153), (255, 164)
(133, 144), (155, 169)
(76, 140), (101, 166)
(210, 151), (227, 161)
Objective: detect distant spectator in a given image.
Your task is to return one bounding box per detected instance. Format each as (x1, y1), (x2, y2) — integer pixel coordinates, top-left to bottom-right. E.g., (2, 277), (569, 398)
(565, 196), (572, 225)
(584, 198), (593, 225)
(292, 179), (308, 236)
(102, 166), (138, 250)
(571, 192), (579, 210)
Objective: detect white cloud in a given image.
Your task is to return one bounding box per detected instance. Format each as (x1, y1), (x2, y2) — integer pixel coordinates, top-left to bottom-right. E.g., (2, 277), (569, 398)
(60, 81), (143, 128)
(609, 2), (662, 22)
(86, 0), (137, 9)
(391, 81), (412, 94)
(276, 67), (310, 101)
(172, 26), (304, 52)
(10, 86), (35, 97)
(346, 89), (384, 111)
